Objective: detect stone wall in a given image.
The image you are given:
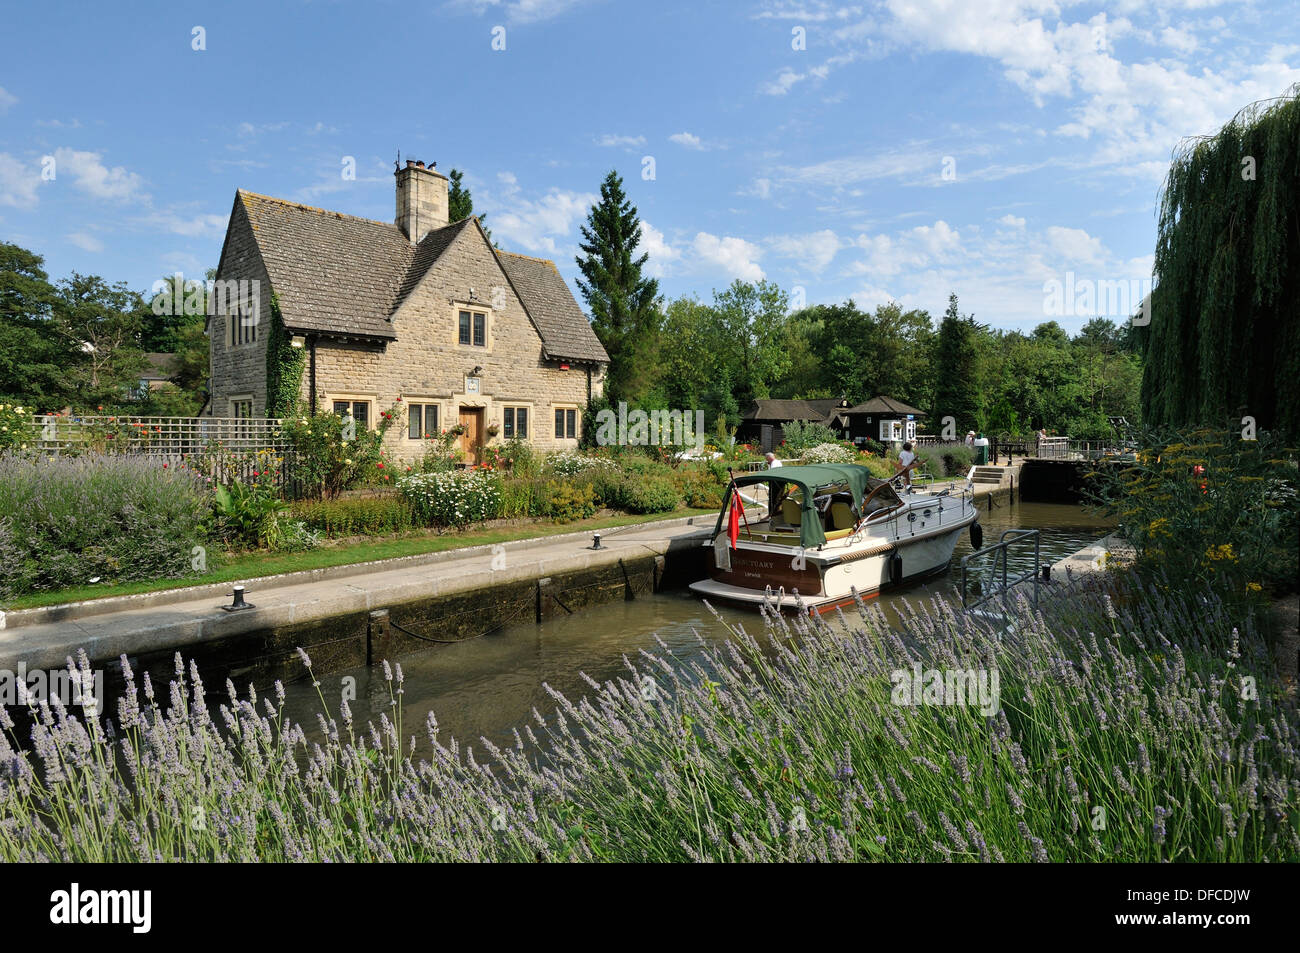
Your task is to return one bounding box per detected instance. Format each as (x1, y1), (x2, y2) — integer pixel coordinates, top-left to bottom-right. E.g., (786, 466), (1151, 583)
(209, 199), (271, 416)
(303, 225), (603, 461)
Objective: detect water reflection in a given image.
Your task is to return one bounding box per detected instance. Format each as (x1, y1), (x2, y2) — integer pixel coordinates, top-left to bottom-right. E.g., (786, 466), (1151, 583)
(282, 501), (1114, 751)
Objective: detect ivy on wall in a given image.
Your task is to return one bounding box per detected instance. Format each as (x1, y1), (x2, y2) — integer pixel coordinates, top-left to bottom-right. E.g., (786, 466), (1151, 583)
(265, 292), (306, 418)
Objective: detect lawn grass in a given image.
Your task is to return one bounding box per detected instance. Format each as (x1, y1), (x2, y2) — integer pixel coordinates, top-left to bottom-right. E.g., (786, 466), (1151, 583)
(6, 507), (716, 611)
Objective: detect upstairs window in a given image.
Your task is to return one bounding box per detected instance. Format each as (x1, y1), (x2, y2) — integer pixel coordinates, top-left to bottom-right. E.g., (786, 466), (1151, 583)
(229, 301), (258, 347)
(459, 309), (486, 347)
(408, 403), (440, 439)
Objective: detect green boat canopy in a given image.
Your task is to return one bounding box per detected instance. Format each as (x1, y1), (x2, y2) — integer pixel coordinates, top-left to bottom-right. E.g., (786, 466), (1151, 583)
(713, 463), (894, 547)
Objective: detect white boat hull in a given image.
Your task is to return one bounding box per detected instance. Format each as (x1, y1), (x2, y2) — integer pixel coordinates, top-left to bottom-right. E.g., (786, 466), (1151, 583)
(689, 488), (978, 612)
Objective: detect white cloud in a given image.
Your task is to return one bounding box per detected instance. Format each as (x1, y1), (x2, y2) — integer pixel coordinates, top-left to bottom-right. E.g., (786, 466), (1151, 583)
(595, 133), (646, 148)
(448, 0), (590, 25)
(490, 187), (596, 255)
(0, 154), (40, 208)
(997, 213), (1026, 228)
(774, 1), (1300, 175)
(66, 231), (104, 253)
(0, 87), (18, 113)
(1160, 25), (1199, 55)
(669, 132), (706, 150)
(768, 229), (842, 272)
(851, 220), (963, 278)
(1045, 225), (1105, 265)
(636, 221), (679, 277)
(691, 232), (764, 282)
(763, 67), (805, 95)
(53, 147), (146, 202)
(140, 210), (229, 238)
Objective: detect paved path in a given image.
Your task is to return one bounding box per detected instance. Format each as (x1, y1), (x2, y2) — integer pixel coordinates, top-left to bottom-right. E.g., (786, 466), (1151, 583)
(0, 516), (712, 671)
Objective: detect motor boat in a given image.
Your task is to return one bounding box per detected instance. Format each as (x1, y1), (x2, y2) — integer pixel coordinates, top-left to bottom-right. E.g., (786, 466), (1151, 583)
(688, 463), (980, 612)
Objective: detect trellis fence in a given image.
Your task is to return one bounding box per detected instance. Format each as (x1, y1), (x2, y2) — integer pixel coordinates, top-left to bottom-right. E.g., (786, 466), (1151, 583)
(29, 415), (289, 456)
(26, 414), (313, 496)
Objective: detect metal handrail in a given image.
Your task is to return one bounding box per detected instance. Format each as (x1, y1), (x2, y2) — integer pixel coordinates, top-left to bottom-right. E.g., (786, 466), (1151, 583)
(960, 528), (1041, 611)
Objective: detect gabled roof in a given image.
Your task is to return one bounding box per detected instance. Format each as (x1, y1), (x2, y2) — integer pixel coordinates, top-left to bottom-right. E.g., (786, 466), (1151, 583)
(844, 395), (928, 417)
(394, 217), (476, 308)
(237, 191), (407, 340)
(227, 191), (607, 362)
(495, 251), (608, 363)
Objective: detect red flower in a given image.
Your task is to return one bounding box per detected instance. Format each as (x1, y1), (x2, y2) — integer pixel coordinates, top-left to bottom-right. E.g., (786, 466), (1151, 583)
(376, 462), (385, 469)
(396, 396), (402, 402)
(162, 463), (168, 468)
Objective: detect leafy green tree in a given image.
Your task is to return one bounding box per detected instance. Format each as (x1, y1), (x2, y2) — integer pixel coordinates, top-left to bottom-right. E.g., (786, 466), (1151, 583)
(52, 273), (146, 404)
(575, 170), (661, 402)
(711, 280), (790, 417)
(0, 241), (77, 408)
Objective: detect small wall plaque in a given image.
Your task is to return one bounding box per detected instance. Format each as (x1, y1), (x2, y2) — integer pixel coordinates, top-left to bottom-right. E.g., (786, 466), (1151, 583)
(466, 376), (481, 395)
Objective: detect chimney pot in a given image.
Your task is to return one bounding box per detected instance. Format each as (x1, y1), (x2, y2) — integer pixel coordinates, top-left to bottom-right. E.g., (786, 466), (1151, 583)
(395, 154), (449, 244)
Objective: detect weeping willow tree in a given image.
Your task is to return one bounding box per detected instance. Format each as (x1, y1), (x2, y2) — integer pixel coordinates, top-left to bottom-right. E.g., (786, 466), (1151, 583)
(1141, 85), (1300, 440)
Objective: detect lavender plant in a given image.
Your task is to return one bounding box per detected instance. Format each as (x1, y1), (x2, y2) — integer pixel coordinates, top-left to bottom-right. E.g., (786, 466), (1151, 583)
(0, 571), (1295, 862)
(0, 454), (210, 597)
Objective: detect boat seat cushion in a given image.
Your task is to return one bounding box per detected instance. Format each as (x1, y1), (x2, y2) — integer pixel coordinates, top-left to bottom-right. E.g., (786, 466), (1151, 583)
(781, 498), (802, 526)
(830, 501), (856, 530)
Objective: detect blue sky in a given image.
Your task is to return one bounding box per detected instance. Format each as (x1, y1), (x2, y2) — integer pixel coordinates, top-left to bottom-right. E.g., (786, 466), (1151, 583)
(2, 0), (1297, 332)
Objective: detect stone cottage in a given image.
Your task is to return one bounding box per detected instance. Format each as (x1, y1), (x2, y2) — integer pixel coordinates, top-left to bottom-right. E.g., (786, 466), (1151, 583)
(207, 158), (608, 461)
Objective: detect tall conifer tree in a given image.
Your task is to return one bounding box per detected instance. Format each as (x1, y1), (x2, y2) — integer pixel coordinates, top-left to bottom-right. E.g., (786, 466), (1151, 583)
(575, 170), (660, 401)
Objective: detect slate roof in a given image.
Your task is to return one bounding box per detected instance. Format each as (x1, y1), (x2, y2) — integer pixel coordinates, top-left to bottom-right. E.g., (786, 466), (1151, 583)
(238, 191), (408, 340)
(843, 395), (928, 417)
(230, 191), (607, 362)
(495, 252), (609, 363)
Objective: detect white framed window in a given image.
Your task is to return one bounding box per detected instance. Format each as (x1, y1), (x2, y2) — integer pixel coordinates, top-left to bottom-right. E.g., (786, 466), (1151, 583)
(502, 405), (530, 440)
(880, 419), (903, 442)
(407, 402), (441, 439)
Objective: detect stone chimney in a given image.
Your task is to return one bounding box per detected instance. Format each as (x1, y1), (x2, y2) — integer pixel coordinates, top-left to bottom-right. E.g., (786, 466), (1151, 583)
(395, 158), (449, 244)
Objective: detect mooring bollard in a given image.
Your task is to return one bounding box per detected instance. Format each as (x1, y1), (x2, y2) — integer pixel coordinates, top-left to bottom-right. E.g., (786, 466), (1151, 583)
(367, 609), (391, 666)
(222, 585), (255, 612)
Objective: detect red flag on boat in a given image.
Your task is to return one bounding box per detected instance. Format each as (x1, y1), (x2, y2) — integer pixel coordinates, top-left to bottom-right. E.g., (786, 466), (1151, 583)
(728, 489), (743, 549)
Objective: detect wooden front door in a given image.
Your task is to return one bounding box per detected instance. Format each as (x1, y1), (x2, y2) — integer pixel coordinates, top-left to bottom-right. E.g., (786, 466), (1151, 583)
(458, 407), (484, 462)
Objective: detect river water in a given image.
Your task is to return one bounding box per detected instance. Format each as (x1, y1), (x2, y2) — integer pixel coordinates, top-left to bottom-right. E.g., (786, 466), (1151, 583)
(282, 501), (1114, 750)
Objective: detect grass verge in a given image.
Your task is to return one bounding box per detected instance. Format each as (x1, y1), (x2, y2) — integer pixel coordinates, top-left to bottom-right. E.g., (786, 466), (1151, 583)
(5, 507), (715, 611)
